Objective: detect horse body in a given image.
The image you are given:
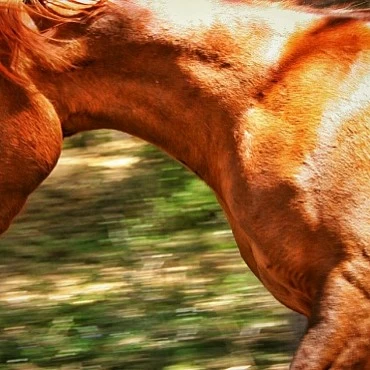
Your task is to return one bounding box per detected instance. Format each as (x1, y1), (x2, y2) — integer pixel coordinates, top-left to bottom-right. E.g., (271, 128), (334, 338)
(0, 0), (369, 368)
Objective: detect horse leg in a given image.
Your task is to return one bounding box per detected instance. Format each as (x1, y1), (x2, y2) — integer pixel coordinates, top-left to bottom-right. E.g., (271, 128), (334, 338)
(291, 259), (370, 369)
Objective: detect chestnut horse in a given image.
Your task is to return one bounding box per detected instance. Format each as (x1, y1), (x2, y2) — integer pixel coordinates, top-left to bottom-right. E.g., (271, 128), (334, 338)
(0, 0), (369, 368)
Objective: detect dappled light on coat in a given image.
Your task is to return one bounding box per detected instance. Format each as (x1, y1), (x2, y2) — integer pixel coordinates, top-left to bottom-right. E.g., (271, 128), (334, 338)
(0, 0), (369, 369)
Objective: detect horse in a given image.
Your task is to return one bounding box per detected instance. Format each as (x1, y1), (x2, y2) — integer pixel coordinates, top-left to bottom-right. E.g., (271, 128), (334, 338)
(0, 0), (369, 368)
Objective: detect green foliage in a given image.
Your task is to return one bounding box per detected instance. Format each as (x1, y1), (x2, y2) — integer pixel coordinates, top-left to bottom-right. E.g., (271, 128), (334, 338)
(0, 134), (301, 369)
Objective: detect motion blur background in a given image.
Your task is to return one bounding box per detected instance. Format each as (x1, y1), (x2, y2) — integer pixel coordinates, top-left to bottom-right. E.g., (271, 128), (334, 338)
(3, 0), (370, 367)
(1, 132), (306, 369)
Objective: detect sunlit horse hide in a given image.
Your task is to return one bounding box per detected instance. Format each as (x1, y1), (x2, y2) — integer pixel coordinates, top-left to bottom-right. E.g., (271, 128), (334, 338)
(0, 0), (369, 368)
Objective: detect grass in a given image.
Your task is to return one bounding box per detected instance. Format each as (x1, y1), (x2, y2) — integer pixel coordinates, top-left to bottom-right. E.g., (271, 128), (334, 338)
(0, 133), (303, 370)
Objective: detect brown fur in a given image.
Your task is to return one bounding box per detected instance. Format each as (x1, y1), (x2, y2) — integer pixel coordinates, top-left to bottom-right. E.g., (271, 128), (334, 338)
(0, 0), (105, 83)
(0, 1), (369, 368)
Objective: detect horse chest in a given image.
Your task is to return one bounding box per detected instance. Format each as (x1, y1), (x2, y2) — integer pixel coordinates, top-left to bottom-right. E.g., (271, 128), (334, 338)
(229, 211), (315, 315)
(220, 171), (338, 316)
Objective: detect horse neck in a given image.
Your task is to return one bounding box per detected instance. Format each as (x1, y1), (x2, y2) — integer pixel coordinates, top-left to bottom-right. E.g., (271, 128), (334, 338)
(36, 0), (317, 194)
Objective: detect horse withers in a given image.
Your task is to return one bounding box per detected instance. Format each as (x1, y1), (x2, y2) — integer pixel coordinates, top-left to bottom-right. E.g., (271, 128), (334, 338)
(0, 0), (369, 368)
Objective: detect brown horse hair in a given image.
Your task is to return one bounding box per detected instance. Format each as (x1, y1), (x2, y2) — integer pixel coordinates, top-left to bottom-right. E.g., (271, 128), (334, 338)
(0, 0), (369, 85)
(281, 0), (370, 19)
(0, 0), (106, 85)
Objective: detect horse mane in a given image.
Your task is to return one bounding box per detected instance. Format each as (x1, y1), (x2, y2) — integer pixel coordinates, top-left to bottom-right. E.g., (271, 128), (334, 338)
(284, 0), (370, 19)
(0, 0), (106, 84)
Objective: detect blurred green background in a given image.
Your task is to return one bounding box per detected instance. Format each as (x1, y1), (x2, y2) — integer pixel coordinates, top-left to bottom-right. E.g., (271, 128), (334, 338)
(3, 0), (370, 368)
(0, 132), (306, 369)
